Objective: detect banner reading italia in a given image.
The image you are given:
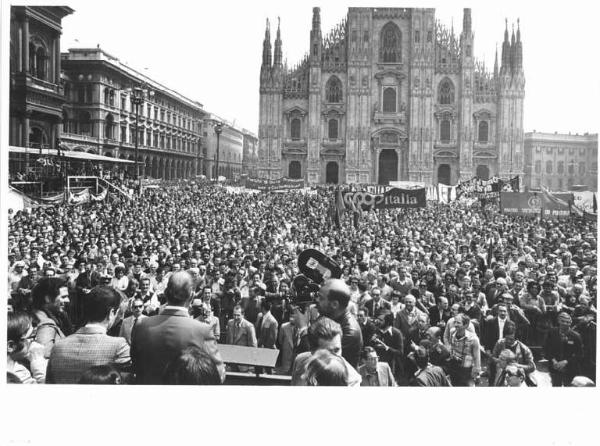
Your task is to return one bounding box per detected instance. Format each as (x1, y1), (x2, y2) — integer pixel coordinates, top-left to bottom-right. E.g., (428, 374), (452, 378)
(342, 187), (426, 211)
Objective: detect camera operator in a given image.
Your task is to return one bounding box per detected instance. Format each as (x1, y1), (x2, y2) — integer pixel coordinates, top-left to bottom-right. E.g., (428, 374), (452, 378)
(316, 279), (363, 369)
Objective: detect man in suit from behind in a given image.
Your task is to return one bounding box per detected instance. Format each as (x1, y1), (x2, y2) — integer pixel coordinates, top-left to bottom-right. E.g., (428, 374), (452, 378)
(46, 286), (130, 384)
(359, 346), (396, 387)
(256, 300), (278, 374)
(276, 315), (296, 375)
(131, 271), (225, 384)
(119, 297), (146, 345)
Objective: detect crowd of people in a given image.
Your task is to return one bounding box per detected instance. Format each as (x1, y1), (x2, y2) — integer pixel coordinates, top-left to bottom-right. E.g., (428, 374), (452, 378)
(6, 181), (597, 386)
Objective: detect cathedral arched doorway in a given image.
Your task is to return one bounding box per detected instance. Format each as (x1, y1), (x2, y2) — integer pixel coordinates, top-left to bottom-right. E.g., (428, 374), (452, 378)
(476, 164), (490, 181)
(438, 164), (451, 185)
(378, 149), (398, 185)
(325, 161), (339, 184)
(289, 161), (302, 179)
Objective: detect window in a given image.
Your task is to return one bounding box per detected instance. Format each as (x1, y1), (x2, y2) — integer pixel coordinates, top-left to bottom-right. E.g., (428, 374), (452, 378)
(351, 30), (357, 43)
(535, 161), (541, 174)
(147, 131), (152, 147)
(568, 163), (574, 175)
(438, 79), (454, 104)
(557, 161), (564, 174)
(328, 118), (338, 140)
(546, 161), (553, 174)
(326, 76), (342, 103)
(427, 30), (433, 42)
(414, 30), (420, 43)
(154, 108), (158, 120)
(466, 45), (471, 57)
(79, 111), (92, 136)
(478, 121), (488, 143)
(558, 178), (563, 190)
(104, 114), (114, 139)
(121, 94), (126, 110)
(380, 22), (402, 63)
(440, 119), (450, 142)
(120, 126), (127, 143)
(364, 31), (369, 43)
(62, 111), (70, 133)
(290, 118), (301, 140)
(78, 86), (85, 104)
(383, 87), (396, 113)
(579, 162), (586, 175)
(35, 46), (47, 80)
(86, 85), (93, 103)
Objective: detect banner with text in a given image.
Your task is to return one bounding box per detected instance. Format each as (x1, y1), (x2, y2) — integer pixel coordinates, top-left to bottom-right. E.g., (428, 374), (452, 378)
(342, 187), (426, 211)
(500, 192), (572, 218)
(245, 177), (304, 191)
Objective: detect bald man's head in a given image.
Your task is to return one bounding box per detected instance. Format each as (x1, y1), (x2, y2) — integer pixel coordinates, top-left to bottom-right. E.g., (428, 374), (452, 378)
(317, 279), (351, 318)
(165, 271), (194, 306)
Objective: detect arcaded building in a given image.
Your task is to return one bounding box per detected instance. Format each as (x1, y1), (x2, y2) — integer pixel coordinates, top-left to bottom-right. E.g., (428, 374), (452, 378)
(258, 7), (525, 185)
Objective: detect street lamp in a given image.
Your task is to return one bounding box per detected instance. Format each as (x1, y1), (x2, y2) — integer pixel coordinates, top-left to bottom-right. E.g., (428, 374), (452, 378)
(128, 84), (154, 194)
(208, 120), (226, 181)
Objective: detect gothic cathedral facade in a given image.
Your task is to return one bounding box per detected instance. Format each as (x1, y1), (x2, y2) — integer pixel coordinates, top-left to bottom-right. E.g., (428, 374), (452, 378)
(258, 7), (525, 185)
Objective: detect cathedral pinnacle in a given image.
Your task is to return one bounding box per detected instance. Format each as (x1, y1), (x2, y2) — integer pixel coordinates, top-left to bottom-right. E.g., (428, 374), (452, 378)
(262, 17), (272, 69)
(274, 16), (282, 66)
(494, 44), (499, 78)
(463, 8), (472, 34)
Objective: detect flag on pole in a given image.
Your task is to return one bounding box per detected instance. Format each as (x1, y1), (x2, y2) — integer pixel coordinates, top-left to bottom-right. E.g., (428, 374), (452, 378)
(333, 187), (346, 228)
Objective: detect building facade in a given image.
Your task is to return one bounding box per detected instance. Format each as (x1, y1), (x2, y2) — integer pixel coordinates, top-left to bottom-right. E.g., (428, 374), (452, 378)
(258, 7), (525, 185)
(242, 130), (259, 177)
(9, 6), (74, 171)
(203, 114), (244, 179)
(60, 48), (205, 180)
(524, 131), (598, 192)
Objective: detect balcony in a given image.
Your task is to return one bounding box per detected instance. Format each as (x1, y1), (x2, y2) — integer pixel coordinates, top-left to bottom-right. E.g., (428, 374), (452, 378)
(61, 132), (99, 144)
(434, 139), (457, 149)
(282, 138), (307, 155)
(322, 138), (344, 148)
(373, 111), (406, 125)
(473, 140), (495, 150)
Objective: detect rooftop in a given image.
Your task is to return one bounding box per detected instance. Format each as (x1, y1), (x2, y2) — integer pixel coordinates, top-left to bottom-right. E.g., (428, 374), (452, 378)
(62, 47), (204, 111)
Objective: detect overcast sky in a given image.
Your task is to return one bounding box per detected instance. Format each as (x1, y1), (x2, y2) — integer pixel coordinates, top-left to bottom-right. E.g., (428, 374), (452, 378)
(55, 0), (599, 135)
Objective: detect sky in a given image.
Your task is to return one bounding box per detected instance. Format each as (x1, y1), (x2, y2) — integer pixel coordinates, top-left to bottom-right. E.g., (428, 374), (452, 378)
(32, 0), (600, 135)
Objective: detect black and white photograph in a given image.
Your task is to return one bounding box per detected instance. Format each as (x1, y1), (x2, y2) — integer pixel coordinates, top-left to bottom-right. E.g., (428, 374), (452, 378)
(1, 0), (598, 444)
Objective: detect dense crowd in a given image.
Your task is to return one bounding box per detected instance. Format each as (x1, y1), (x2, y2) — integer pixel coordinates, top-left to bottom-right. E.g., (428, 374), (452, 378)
(6, 181), (597, 386)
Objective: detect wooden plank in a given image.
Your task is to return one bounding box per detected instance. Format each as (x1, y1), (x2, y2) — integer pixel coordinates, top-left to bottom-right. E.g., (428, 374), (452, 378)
(218, 344), (279, 367)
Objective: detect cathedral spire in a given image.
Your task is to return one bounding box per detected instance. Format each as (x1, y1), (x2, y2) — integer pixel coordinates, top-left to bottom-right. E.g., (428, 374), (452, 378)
(494, 44), (499, 78)
(310, 7), (322, 65)
(501, 18), (509, 72)
(516, 18), (523, 70)
(463, 8), (471, 34)
(274, 16), (282, 67)
(510, 23), (516, 73)
(262, 18), (272, 67)
(312, 6), (321, 30)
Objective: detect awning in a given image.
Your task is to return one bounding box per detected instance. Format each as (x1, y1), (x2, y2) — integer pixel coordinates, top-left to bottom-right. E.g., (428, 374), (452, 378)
(9, 146), (134, 164)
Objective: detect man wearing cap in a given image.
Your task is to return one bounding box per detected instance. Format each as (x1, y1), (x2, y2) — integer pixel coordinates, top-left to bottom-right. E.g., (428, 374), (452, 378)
(545, 312), (584, 387)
